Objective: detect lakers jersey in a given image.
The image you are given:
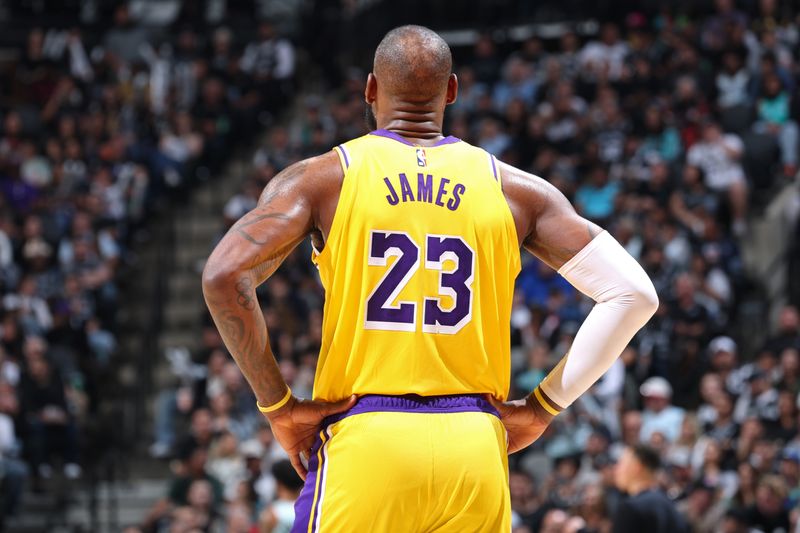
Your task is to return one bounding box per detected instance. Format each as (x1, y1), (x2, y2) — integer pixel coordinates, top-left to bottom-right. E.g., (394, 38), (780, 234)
(311, 129), (521, 401)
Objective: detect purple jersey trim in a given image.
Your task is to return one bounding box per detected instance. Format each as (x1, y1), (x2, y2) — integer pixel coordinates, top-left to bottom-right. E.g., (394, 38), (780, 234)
(433, 135), (461, 146)
(336, 145), (349, 168)
(490, 154), (498, 181)
(323, 393), (499, 426)
(370, 129), (461, 147)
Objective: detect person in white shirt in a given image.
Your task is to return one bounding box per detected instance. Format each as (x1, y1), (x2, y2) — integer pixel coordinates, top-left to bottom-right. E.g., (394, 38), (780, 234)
(687, 121), (748, 236)
(259, 459), (303, 533)
(639, 377), (686, 443)
(240, 21), (295, 82)
(579, 22), (629, 82)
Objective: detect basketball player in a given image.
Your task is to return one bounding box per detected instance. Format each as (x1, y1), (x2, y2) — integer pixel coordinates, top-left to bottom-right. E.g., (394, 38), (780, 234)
(202, 25), (658, 532)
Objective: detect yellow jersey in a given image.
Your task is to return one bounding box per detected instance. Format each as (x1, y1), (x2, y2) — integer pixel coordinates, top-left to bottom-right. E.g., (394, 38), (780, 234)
(311, 129), (520, 401)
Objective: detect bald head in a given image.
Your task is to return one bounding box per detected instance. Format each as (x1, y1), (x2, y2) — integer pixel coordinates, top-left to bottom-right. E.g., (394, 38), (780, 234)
(374, 25), (452, 101)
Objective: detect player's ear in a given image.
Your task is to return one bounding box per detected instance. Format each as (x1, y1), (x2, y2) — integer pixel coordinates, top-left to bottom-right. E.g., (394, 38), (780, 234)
(445, 73), (458, 105)
(365, 73), (377, 104)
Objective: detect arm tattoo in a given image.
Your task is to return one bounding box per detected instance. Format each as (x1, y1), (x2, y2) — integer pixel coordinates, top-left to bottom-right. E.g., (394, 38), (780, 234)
(235, 277), (256, 310)
(234, 212), (291, 245)
(210, 303), (278, 404)
(218, 309), (245, 343)
(203, 159), (314, 406)
(231, 160), (309, 245)
(250, 246), (293, 280)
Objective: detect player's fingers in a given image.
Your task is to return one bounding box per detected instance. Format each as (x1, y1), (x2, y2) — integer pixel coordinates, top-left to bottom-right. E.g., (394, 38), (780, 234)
(289, 453), (308, 480)
(318, 394), (358, 416)
(483, 393), (508, 415)
(300, 436), (317, 456)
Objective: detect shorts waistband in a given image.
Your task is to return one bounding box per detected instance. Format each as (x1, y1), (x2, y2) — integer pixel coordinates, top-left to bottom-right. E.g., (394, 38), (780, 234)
(323, 394), (499, 426)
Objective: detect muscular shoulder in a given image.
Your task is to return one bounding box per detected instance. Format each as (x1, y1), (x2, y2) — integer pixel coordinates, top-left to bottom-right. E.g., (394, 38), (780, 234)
(498, 160), (601, 269)
(498, 160), (565, 247)
(259, 150), (343, 237)
(260, 150), (343, 204)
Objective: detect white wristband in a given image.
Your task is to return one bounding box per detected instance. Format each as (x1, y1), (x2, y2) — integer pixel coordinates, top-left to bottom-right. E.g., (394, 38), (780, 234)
(539, 231), (659, 408)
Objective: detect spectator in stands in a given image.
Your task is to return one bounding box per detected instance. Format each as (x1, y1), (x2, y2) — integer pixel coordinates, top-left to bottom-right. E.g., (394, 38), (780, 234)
(143, 445), (223, 530)
(240, 20), (296, 116)
(733, 370), (779, 423)
(778, 347), (800, 393)
(743, 475), (791, 532)
(687, 121), (748, 236)
(753, 72), (798, 176)
(612, 444), (689, 532)
(20, 355), (80, 481)
(223, 179), (261, 227)
(259, 459), (304, 532)
(158, 111), (205, 185)
(493, 56), (538, 111)
(764, 305), (800, 356)
(206, 430), (247, 502)
(638, 105), (683, 164)
(639, 377), (685, 443)
(470, 33), (502, 86)
(579, 22), (629, 82)
(676, 481), (726, 533)
(184, 478), (222, 530)
(705, 389), (738, 443)
(103, 5), (150, 65)
(477, 117), (512, 156)
(716, 50), (753, 110)
(175, 407), (216, 460)
(575, 164), (620, 224)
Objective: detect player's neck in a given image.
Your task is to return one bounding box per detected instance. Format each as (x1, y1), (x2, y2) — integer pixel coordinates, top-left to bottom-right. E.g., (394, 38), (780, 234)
(378, 114), (445, 146)
(627, 476), (657, 496)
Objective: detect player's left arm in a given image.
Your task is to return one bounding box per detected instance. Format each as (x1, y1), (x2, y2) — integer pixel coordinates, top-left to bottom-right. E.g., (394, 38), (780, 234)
(202, 151), (354, 478)
(492, 161), (659, 453)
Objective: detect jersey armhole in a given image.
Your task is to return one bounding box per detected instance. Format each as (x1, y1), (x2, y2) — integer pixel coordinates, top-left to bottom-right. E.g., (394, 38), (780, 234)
(333, 144), (352, 175)
(315, 145), (353, 270)
(488, 153), (501, 187)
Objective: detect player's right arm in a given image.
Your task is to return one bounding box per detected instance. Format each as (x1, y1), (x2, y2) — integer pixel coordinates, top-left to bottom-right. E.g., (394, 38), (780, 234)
(491, 161), (659, 453)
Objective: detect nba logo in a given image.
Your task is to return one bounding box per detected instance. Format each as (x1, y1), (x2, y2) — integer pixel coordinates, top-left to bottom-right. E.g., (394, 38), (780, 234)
(416, 148), (427, 167)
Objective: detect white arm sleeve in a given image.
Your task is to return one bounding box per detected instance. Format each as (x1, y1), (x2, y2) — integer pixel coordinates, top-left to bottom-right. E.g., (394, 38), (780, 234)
(539, 231), (658, 408)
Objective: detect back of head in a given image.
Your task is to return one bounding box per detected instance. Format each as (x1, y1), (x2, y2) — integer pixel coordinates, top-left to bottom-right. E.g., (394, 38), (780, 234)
(272, 459), (304, 493)
(631, 443), (662, 473)
(374, 25), (452, 102)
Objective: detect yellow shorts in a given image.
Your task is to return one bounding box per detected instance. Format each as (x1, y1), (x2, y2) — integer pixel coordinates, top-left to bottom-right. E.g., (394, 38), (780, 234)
(291, 394), (510, 533)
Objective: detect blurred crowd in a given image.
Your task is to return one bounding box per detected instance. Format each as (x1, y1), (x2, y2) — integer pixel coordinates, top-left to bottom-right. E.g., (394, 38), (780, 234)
(0, 2), (297, 521)
(3, 0), (800, 532)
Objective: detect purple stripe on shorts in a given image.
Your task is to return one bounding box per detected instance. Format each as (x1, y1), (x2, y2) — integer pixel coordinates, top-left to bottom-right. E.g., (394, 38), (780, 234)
(370, 129), (461, 147)
(323, 394), (499, 426)
(336, 145), (349, 168)
(311, 432), (327, 533)
(291, 432), (324, 533)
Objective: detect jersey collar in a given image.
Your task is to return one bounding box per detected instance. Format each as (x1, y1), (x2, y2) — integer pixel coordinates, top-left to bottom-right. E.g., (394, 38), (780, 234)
(370, 129), (460, 147)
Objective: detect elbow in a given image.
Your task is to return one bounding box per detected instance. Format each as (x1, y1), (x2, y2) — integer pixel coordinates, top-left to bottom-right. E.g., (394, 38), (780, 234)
(632, 279), (659, 319)
(201, 258), (238, 297)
